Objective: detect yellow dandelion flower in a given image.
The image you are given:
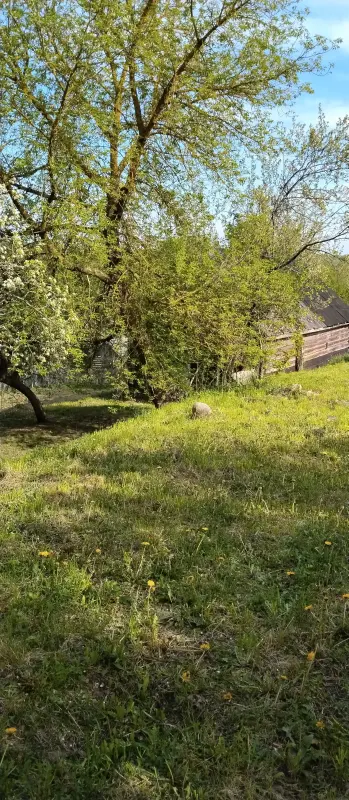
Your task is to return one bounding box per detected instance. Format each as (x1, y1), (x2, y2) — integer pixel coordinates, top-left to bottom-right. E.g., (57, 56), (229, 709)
(142, 541), (150, 546)
(286, 571), (295, 576)
(38, 551), (53, 558)
(200, 642), (211, 651)
(304, 605), (313, 611)
(324, 541), (332, 546)
(307, 651), (316, 662)
(342, 593), (349, 600)
(147, 579), (156, 591)
(202, 527), (209, 531)
(181, 671), (190, 683)
(316, 720), (325, 729)
(95, 548), (101, 554)
(5, 727), (17, 735)
(280, 675), (288, 680)
(223, 692), (232, 701)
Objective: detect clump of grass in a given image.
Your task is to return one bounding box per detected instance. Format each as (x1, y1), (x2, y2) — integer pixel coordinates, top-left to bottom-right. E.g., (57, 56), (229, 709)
(1, 364), (349, 798)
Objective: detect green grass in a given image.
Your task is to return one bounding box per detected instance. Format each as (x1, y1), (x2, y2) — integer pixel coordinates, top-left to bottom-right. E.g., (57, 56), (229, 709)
(1, 365), (349, 799)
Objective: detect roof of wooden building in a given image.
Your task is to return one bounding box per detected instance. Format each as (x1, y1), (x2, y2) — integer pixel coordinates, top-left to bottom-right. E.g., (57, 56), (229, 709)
(302, 289), (349, 331)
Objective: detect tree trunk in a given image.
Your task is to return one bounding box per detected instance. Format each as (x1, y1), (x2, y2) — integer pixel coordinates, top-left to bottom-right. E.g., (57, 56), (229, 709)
(295, 342), (304, 372)
(3, 370), (46, 423)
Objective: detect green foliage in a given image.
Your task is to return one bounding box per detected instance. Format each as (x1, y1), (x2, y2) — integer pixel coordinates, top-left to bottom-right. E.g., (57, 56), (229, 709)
(0, 0), (335, 280)
(0, 227), (79, 376)
(323, 254), (349, 304)
(103, 215), (304, 395)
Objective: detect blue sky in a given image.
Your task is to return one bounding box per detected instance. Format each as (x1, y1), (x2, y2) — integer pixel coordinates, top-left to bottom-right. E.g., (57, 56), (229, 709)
(292, 0), (349, 125)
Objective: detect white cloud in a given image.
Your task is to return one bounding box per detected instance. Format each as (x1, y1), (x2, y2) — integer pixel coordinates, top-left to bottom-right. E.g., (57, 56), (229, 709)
(307, 18), (349, 51)
(307, 0), (349, 7)
(298, 101), (348, 127)
(274, 98), (349, 128)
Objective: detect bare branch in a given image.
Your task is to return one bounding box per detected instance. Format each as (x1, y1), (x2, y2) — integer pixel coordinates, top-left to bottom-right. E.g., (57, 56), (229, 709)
(10, 181), (52, 199)
(273, 228), (349, 271)
(190, 0), (200, 43)
(129, 61), (145, 135)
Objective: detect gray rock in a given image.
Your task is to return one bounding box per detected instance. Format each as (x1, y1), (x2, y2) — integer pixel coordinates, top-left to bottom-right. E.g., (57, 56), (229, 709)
(312, 427), (326, 437)
(233, 369), (255, 385)
(192, 401), (212, 419)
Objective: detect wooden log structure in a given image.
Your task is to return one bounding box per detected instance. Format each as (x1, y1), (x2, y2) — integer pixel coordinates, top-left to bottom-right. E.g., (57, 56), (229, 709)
(274, 322), (349, 371)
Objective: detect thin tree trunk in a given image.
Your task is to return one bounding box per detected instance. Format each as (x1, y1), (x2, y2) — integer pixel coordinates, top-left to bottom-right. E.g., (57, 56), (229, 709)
(3, 370), (46, 423)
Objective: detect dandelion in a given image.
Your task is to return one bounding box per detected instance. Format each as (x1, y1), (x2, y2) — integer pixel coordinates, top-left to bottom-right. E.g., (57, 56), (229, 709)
(5, 727), (17, 735)
(38, 551), (53, 558)
(200, 642), (211, 651)
(142, 541), (150, 546)
(316, 720), (325, 729)
(222, 692), (232, 701)
(147, 579), (156, 591)
(304, 605), (313, 611)
(95, 548), (101, 554)
(202, 527), (209, 531)
(342, 593), (349, 600)
(181, 671), (190, 683)
(324, 541), (332, 546)
(280, 675), (288, 680)
(286, 571), (295, 576)
(307, 651), (316, 662)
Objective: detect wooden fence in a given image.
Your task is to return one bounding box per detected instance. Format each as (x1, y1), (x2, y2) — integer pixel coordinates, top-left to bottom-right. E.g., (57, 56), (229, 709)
(274, 323), (349, 371)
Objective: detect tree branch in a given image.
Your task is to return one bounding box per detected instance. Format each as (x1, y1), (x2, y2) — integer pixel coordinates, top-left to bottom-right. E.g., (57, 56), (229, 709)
(273, 228), (349, 271)
(7, 54), (104, 188)
(190, 0), (200, 43)
(0, 164), (36, 224)
(13, 164), (48, 178)
(117, 1), (246, 217)
(10, 181), (52, 199)
(66, 263), (110, 282)
(129, 61), (145, 135)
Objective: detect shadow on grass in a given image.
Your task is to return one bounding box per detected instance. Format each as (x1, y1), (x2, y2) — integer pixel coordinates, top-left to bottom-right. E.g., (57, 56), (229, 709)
(1, 416), (349, 798)
(0, 396), (148, 455)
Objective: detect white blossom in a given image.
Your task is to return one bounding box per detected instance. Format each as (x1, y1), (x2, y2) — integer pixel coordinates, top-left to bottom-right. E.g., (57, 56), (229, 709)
(0, 219), (78, 376)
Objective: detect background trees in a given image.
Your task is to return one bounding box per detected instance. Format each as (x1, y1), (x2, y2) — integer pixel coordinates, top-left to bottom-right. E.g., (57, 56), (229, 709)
(1, 1), (349, 415)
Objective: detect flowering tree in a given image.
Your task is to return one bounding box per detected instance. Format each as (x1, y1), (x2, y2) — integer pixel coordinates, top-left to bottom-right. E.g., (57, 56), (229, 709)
(0, 222), (78, 422)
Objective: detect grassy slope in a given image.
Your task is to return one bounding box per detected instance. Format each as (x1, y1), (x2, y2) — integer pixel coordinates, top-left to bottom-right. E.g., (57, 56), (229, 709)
(1, 365), (349, 799)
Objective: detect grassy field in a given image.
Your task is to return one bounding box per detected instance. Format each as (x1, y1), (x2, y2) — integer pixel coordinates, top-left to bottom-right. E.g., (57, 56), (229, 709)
(1, 365), (349, 799)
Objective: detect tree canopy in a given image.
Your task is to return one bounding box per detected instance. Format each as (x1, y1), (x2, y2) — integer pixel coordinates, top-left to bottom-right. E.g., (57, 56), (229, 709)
(0, 0), (334, 281)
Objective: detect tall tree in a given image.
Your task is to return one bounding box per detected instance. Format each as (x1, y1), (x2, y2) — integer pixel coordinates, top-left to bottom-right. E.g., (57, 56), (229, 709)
(0, 0), (333, 288)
